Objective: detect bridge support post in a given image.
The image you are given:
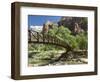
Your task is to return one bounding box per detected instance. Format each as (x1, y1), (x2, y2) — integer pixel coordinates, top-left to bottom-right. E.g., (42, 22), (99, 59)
(37, 32), (39, 42)
(28, 30), (31, 42)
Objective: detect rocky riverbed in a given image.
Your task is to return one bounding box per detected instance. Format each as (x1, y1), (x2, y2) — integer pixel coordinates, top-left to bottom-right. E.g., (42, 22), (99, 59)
(28, 50), (88, 67)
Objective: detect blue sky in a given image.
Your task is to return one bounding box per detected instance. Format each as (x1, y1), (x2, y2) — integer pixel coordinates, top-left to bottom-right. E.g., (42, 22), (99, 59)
(28, 15), (61, 27)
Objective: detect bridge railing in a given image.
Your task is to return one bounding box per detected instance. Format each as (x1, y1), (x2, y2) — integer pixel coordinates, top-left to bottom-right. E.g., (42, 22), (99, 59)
(28, 30), (72, 50)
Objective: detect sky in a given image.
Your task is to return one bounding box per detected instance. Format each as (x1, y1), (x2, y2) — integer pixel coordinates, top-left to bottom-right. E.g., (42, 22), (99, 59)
(28, 15), (62, 27)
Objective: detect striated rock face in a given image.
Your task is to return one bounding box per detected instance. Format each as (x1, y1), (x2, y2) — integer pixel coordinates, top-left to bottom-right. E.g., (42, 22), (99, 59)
(42, 21), (53, 33)
(58, 17), (87, 34)
(74, 22), (84, 34)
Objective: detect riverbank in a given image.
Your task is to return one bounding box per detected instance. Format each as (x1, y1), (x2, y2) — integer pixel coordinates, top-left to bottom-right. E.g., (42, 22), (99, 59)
(28, 50), (88, 67)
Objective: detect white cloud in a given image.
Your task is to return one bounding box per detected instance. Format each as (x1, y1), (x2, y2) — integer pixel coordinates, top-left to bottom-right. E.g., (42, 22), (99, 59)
(30, 25), (43, 32)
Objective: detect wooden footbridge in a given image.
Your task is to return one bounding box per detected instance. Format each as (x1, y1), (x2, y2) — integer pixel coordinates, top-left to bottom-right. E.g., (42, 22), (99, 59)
(28, 30), (72, 51)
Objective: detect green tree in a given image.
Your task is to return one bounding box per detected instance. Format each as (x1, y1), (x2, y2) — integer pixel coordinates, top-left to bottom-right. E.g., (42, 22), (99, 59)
(48, 26), (78, 49)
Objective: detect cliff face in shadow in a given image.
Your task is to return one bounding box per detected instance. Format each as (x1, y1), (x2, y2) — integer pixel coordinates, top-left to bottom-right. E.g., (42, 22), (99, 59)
(58, 17), (88, 34)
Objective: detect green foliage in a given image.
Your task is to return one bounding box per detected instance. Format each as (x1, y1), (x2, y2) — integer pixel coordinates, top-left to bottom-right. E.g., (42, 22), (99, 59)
(48, 26), (78, 49)
(48, 25), (87, 50)
(76, 32), (88, 50)
(48, 26), (58, 36)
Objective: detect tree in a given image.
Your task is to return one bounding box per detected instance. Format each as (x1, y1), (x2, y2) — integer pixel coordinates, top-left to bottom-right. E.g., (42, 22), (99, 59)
(76, 32), (87, 50)
(48, 26), (78, 50)
(48, 25), (88, 50)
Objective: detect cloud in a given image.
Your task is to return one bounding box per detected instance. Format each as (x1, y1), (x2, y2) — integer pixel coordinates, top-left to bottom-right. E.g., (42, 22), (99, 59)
(30, 25), (43, 32)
